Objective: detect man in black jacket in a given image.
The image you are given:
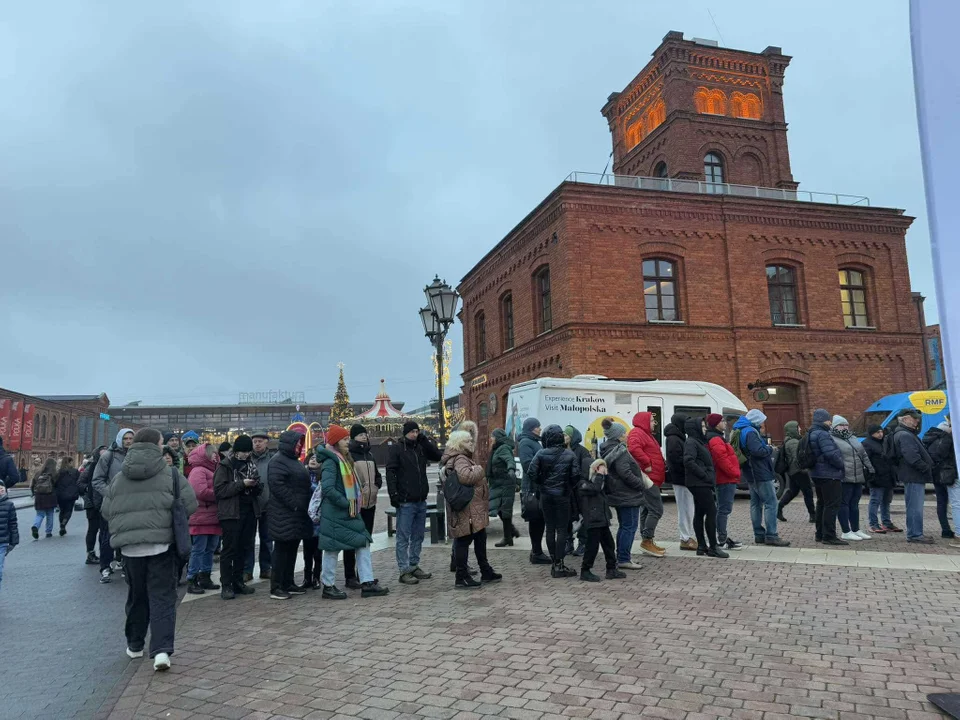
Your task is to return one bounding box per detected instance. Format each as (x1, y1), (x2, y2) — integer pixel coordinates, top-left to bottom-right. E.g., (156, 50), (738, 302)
(892, 409), (934, 543)
(527, 425), (579, 577)
(563, 425), (591, 556)
(923, 419), (957, 539)
(665, 414), (696, 551)
(0, 437), (19, 489)
(267, 431), (313, 597)
(862, 425), (900, 534)
(386, 421), (442, 584)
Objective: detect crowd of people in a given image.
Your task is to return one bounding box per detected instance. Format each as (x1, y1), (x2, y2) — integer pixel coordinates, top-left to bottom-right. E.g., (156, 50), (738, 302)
(0, 403), (956, 671)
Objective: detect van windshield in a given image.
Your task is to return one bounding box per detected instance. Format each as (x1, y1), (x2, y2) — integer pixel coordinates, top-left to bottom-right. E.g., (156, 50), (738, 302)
(851, 411), (889, 437)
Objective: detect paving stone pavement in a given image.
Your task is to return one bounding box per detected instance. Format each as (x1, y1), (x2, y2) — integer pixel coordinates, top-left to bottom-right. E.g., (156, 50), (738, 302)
(109, 542), (960, 720)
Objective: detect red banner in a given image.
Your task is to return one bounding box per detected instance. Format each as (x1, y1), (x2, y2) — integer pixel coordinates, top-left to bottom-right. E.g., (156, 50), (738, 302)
(0, 399), (10, 442)
(21, 404), (35, 452)
(8, 401), (22, 451)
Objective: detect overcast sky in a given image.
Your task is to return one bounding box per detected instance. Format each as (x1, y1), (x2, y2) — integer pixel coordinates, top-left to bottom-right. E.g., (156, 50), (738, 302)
(0, 0), (933, 409)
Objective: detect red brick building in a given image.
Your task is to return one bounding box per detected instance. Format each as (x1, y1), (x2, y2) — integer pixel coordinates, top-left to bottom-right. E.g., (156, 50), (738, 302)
(458, 32), (928, 448)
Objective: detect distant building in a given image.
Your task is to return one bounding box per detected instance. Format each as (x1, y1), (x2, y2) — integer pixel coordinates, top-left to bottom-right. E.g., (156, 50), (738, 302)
(926, 324), (945, 388)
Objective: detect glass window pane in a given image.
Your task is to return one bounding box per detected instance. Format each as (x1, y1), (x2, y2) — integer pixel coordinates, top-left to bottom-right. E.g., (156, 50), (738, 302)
(642, 260), (656, 276)
(851, 289), (865, 303)
(662, 295), (675, 309)
(645, 307), (659, 321)
(839, 270), (848, 285)
(840, 289), (850, 302)
(645, 295), (659, 309)
(660, 281), (674, 296)
(850, 270), (863, 285)
(662, 307), (677, 321)
(766, 265), (777, 279)
(660, 262), (674, 278)
(644, 281), (657, 294)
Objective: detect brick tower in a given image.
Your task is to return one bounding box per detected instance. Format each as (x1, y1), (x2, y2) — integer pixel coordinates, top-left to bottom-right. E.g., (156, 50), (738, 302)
(601, 30), (798, 190)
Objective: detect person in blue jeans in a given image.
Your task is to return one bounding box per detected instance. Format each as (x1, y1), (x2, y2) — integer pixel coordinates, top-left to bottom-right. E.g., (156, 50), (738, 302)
(30, 458), (59, 539)
(733, 410), (790, 547)
(599, 419), (654, 569)
(0, 484), (19, 591)
(861, 425), (901, 533)
(891, 409), (935, 543)
(387, 421), (443, 585)
(705, 414), (743, 550)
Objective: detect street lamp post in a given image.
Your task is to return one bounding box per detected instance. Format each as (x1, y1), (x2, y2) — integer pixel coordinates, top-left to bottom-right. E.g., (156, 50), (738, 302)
(420, 275), (460, 446)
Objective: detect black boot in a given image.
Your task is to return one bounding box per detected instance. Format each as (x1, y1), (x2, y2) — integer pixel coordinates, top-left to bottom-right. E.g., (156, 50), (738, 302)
(361, 581), (389, 597)
(480, 569), (502, 584)
(707, 545), (730, 559)
(455, 575), (481, 589)
(233, 582), (255, 595)
(696, 545), (709, 556)
(777, 507), (787, 522)
(220, 585), (235, 600)
(86, 551), (99, 565)
(198, 572), (220, 590)
(605, 568), (627, 580)
(494, 536), (514, 548)
(322, 585), (347, 600)
(529, 552), (552, 565)
(580, 569), (601, 582)
(186, 576), (205, 594)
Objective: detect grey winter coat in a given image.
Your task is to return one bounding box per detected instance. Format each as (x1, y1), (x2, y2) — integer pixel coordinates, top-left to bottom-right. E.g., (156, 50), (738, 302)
(252, 449), (273, 509)
(100, 442), (198, 549)
(832, 433), (874, 484)
(92, 446), (127, 508)
(600, 441), (648, 508)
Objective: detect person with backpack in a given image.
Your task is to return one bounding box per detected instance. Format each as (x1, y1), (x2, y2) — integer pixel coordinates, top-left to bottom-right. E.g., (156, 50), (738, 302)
(576, 458), (626, 582)
(0, 484), (18, 591)
(488, 428), (519, 548)
(55, 457), (80, 536)
(776, 422), (815, 524)
(441, 427), (501, 589)
(733, 410), (790, 547)
(664, 414), (696, 552)
(93, 428), (135, 583)
(77, 447), (106, 565)
(923, 420), (957, 539)
(0, 436), (20, 489)
(626, 412), (667, 553)
(100, 427), (197, 671)
(30, 458), (58, 539)
(527, 425), (580, 578)
(831, 416), (874, 542)
(892, 409), (935, 543)
(185, 444), (222, 596)
(808, 408), (847, 545)
(683, 416), (728, 558)
(386, 420), (443, 585)
(861, 425), (900, 534)
(517, 417), (550, 565)
(705, 414), (742, 551)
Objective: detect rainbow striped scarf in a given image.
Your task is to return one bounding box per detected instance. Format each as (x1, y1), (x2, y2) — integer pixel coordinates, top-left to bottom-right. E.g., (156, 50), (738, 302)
(334, 449), (360, 518)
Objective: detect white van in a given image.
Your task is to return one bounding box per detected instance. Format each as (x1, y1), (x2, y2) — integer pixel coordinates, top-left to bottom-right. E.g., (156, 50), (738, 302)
(505, 375), (747, 458)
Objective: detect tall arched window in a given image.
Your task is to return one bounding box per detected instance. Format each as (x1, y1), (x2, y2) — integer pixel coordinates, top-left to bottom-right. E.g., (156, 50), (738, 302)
(40, 414), (47, 440)
(653, 161), (668, 178)
(766, 265), (800, 325)
(51, 415), (58, 441)
(643, 259), (680, 322)
(731, 92), (762, 119)
(626, 119), (643, 149)
(61, 417), (67, 443)
(70, 419), (75, 444)
(475, 312), (487, 364)
(646, 99), (666, 132)
(694, 87), (727, 115)
(501, 293), (514, 351)
(535, 266), (552, 333)
(839, 269), (870, 328)
(704, 152), (725, 184)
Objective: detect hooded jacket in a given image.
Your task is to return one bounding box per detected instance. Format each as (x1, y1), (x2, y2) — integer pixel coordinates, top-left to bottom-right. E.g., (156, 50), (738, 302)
(565, 426), (593, 481)
(487, 429), (517, 514)
(267, 431), (314, 541)
(627, 412), (666, 486)
(600, 439), (649, 508)
(682, 418), (716, 488)
(892, 423), (934, 485)
(317, 446), (371, 551)
(808, 422), (844, 480)
(348, 439), (382, 509)
(187, 444), (222, 535)
(782, 422), (807, 478)
(517, 429), (543, 494)
(663, 414), (687, 486)
(91, 428), (133, 507)
(385, 432), (442, 506)
(100, 442), (198, 549)
(923, 424), (957, 485)
(831, 430), (873, 484)
(733, 415), (775, 483)
(577, 460), (612, 530)
(0, 488), (18, 547)
(0, 437), (19, 489)
(55, 466), (81, 504)
(526, 425), (579, 497)
(706, 427), (740, 485)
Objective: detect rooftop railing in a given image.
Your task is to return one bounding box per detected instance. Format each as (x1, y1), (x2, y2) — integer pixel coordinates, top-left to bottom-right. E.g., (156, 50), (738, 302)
(564, 171), (870, 206)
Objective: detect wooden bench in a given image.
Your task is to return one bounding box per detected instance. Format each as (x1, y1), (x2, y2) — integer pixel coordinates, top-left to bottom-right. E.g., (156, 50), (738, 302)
(385, 503), (446, 544)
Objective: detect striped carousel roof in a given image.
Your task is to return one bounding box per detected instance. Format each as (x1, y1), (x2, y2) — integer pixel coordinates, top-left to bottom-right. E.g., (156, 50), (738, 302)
(357, 379), (405, 419)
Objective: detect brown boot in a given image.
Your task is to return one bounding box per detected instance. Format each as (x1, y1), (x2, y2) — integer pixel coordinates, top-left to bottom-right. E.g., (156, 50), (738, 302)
(640, 539), (666, 558)
(680, 539), (698, 551)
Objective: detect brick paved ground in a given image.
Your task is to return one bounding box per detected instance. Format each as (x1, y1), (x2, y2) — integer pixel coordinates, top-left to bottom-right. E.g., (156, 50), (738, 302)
(109, 543), (960, 720)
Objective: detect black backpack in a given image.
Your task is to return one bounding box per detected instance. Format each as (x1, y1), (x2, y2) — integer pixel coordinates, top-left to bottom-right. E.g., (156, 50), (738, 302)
(774, 446), (788, 476)
(33, 472), (55, 495)
(442, 465), (474, 512)
(795, 434), (816, 470)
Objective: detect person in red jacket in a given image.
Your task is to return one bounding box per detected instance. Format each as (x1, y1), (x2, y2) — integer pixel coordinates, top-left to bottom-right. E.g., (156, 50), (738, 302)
(185, 444), (223, 594)
(627, 412), (666, 554)
(705, 414), (742, 551)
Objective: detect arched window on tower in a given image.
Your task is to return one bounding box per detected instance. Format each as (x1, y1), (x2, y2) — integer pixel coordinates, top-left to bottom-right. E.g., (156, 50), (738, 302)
(653, 161), (668, 178)
(643, 259), (680, 322)
(694, 87), (727, 115)
(766, 265), (800, 325)
(704, 152), (725, 193)
(625, 118), (644, 149)
(732, 91), (762, 119)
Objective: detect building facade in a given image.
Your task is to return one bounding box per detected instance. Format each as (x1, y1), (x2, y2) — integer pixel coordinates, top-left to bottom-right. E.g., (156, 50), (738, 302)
(458, 32), (928, 449)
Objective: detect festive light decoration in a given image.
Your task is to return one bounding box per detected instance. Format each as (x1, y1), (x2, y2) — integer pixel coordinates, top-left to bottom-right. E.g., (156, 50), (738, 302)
(432, 339), (453, 430)
(330, 362), (351, 425)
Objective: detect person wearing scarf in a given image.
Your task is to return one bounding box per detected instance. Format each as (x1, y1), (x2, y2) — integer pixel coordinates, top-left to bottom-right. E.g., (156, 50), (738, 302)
(213, 435), (262, 600)
(316, 425), (389, 600)
(831, 416), (875, 542)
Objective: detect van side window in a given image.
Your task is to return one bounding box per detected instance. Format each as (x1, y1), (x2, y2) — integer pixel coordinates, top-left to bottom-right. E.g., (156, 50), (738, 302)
(673, 406), (711, 424)
(646, 406), (663, 446)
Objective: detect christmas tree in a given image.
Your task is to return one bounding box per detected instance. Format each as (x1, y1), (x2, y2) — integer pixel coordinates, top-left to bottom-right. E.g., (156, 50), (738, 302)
(330, 362), (351, 425)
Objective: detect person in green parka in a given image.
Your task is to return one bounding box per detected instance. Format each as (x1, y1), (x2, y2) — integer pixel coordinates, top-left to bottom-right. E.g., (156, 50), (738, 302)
(315, 425), (389, 600)
(488, 429), (520, 547)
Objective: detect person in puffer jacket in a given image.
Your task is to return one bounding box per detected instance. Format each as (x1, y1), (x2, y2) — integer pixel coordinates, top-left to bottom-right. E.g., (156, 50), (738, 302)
(683, 417), (727, 558)
(527, 425), (579, 578)
(664, 414), (695, 551)
(575, 459), (625, 583)
(734, 411), (789, 547)
(862, 425), (900, 533)
(923, 420), (957, 539)
(343, 424), (381, 588)
(831, 416), (874, 542)
(516, 417), (548, 565)
(488, 428), (519, 548)
(705, 414), (742, 551)
(185, 444), (222, 595)
(563, 425), (591, 556)
(808, 409), (846, 545)
(0, 484), (19, 592)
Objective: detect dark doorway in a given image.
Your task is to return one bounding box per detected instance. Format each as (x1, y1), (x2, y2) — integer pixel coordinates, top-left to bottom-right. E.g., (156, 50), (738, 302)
(762, 385), (801, 444)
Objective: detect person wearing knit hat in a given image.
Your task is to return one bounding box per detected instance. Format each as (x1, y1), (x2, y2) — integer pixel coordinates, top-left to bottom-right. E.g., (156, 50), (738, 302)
(516, 417), (549, 564)
(705, 414), (723, 429)
(562, 425), (591, 556)
(350, 424), (368, 441)
(342, 424), (382, 588)
(244, 432), (275, 582)
(808, 408), (847, 545)
(212, 433), (263, 599)
(732, 411), (789, 547)
(386, 417), (443, 583)
(218, 441), (232, 460)
(861, 424), (900, 534)
(831, 416), (874, 542)
(325, 424), (350, 448)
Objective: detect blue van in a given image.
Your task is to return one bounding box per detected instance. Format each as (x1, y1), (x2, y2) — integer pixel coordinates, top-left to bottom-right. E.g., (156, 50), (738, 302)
(852, 390), (950, 437)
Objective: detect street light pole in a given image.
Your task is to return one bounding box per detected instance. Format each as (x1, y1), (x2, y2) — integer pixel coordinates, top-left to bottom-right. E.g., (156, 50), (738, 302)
(420, 276), (459, 446)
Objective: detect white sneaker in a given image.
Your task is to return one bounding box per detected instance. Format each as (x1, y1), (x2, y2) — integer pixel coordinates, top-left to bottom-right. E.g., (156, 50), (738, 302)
(153, 653), (171, 671)
(110, 560), (122, 572)
(841, 531), (862, 541)
(617, 561), (643, 570)
(855, 530), (872, 540)
(125, 648), (143, 659)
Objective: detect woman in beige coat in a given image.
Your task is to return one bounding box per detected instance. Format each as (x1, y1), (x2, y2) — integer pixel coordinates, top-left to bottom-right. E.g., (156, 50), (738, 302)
(442, 428), (502, 589)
